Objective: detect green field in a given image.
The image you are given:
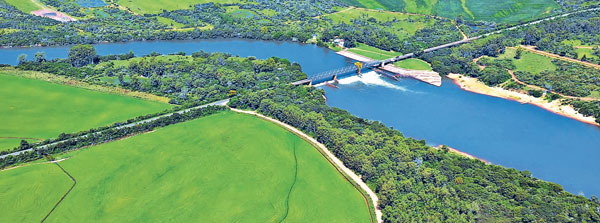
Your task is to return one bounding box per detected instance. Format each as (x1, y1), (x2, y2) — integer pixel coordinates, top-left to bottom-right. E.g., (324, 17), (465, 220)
(348, 43), (403, 60)
(342, 0), (558, 23)
(0, 111), (371, 222)
(496, 47), (556, 73)
(326, 7), (433, 36)
(394, 58), (432, 70)
(0, 72), (171, 151)
(115, 0), (242, 14)
(4, 0), (44, 13)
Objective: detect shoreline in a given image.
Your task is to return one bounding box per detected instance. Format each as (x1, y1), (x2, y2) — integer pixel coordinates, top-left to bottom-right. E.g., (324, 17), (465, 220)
(436, 145), (489, 164)
(447, 73), (600, 128)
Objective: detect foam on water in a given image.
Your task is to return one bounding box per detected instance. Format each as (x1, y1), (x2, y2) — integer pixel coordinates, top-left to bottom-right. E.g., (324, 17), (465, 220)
(337, 71), (410, 92)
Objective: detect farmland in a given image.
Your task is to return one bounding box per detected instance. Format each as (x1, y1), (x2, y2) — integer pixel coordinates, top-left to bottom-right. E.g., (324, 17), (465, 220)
(0, 111), (371, 222)
(495, 47), (556, 74)
(4, 0), (44, 13)
(114, 0), (243, 14)
(341, 0), (559, 23)
(325, 7), (435, 36)
(0, 71), (171, 151)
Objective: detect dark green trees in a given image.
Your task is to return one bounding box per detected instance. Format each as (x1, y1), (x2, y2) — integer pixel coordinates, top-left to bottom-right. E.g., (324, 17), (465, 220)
(68, 44), (97, 67)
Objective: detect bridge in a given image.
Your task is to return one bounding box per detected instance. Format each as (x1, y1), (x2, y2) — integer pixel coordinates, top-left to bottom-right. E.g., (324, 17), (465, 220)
(293, 37), (480, 86)
(293, 5), (600, 86)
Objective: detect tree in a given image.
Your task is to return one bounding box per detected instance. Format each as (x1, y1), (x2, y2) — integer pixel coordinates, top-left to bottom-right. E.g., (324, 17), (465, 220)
(34, 52), (46, 63)
(18, 54), (27, 64)
(20, 140), (30, 149)
(69, 44), (97, 67)
(515, 48), (523, 59)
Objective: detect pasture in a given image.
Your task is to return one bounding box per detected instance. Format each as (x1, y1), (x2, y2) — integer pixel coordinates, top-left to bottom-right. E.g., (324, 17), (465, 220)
(0, 72), (171, 151)
(342, 0), (558, 23)
(325, 7), (433, 36)
(4, 0), (44, 13)
(0, 111), (372, 222)
(115, 0), (243, 14)
(496, 47), (556, 74)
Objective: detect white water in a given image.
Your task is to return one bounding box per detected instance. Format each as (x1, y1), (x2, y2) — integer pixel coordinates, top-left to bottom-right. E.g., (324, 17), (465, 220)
(337, 71), (411, 92)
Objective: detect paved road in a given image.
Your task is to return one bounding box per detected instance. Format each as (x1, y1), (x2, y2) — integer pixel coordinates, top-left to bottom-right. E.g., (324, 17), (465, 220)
(0, 99), (230, 160)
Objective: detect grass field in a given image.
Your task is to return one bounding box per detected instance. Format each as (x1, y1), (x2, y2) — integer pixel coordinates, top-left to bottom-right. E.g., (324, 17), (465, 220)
(561, 40), (599, 60)
(394, 58), (432, 70)
(342, 0), (558, 23)
(4, 0), (44, 13)
(496, 47), (556, 74)
(0, 72), (171, 151)
(325, 7), (433, 36)
(0, 111), (371, 222)
(115, 0), (242, 14)
(0, 161), (73, 222)
(348, 43), (403, 60)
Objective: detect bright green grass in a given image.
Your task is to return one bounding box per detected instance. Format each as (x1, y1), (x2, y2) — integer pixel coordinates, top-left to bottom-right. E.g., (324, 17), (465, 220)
(0, 162), (73, 222)
(326, 8), (430, 36)
(0, 111), (371, 222)
(156, 16), (186, 28)
(348, 43), (402, 60)
(497, 48), (556, 74)
(0, 73), (171, 151)
(4, 0), (44, 13)
(343, 0), (558, 23)
(394, 58), (432, 70)
(575, 48), (599, 60)
(115, 0), (243, 14)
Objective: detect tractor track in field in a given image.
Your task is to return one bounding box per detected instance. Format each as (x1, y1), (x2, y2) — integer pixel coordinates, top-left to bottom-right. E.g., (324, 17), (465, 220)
(40, 157), (76, 223)
(278, 139), (298, 223)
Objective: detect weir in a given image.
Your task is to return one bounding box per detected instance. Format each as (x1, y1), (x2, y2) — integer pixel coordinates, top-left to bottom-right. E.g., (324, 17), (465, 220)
(293, 37), (479, 86)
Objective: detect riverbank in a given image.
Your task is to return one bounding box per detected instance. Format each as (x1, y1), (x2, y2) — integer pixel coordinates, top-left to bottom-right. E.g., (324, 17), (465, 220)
(447, 73), (599, 127)
(436, 145), (489, 164)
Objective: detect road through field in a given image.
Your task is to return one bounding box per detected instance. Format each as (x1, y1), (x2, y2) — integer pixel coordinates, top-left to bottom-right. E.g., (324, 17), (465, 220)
(230, 108), (383, 223)
(0, 99), (230, 159)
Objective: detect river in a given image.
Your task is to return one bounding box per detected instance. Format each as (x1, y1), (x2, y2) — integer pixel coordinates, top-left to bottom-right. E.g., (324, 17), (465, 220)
(1, 39), (599, 197)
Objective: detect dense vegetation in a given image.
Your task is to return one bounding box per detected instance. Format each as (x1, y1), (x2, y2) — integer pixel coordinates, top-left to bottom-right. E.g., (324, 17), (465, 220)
(18, 46), (305, 105)
(0, 0), (460, 54)
(229, 85), (600, 222)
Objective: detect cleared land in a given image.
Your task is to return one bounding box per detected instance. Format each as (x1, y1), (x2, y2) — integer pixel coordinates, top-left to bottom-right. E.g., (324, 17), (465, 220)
(0, 111), (371, 222)
(115, 0), (242, 14)
(495, 47), (556, 74)
(0, 72), (171, 151)
(394, 58), (432, 70)
(325, 7), (433, 36)
(342, 0), (558, 23)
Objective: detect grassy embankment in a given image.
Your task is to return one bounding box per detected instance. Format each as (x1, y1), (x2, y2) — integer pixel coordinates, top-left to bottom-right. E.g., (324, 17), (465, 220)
(325, 7), (433, 37)
(346, 43), (432, 70)
(0, 111), (372, 222)
(0, 69), (172, 151)
(341, 0), (558, 23)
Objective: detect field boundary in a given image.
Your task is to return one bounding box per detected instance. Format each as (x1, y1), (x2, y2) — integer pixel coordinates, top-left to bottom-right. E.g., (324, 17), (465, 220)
(230, 108), (381, 223)
(40, 157), (76, 223)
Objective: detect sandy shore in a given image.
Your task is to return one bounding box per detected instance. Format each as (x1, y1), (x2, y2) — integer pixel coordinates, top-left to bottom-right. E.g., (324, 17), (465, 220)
(436, 145), (489, 163)
(447, 73), (599, 127)
(336, 50), (374, 62)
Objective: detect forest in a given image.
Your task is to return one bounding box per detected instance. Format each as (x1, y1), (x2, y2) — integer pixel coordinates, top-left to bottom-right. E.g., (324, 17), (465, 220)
(229, 85), (600, 222)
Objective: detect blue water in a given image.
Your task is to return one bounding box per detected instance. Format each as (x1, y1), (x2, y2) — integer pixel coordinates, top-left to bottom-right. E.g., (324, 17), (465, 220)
(0, 39), (351, 75)
(1, 39), (599, 196)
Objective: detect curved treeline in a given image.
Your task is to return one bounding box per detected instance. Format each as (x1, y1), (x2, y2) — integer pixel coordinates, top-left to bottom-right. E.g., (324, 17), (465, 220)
(229, 86), (600, 222)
